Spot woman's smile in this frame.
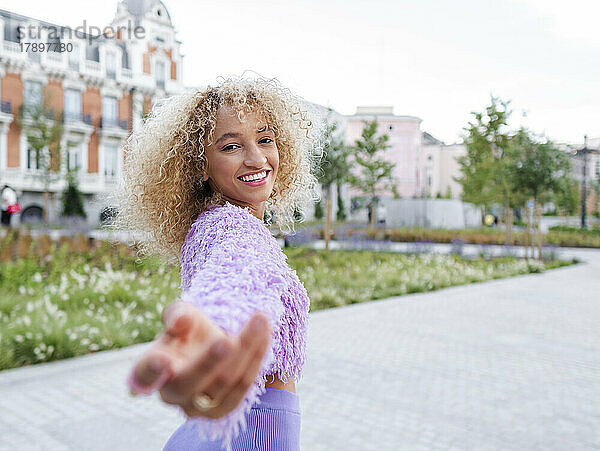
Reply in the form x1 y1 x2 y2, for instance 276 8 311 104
203 106 279 219
238 170 270 185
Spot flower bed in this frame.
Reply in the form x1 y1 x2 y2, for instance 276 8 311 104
297 225 600 249
0 245 573 370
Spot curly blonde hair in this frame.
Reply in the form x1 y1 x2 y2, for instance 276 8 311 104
113 76 322 262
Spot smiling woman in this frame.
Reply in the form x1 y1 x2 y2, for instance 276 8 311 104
114 77 322 451
201 107 280 220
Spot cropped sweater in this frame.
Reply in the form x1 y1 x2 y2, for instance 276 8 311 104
178 201 310 450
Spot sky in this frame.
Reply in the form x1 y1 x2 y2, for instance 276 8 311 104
1 0 599 145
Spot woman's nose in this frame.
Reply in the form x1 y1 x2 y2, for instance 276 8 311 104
244 143 268 167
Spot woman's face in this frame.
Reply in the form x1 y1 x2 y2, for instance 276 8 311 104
203 106 279 218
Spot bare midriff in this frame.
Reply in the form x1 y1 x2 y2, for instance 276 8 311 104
264 373 296 393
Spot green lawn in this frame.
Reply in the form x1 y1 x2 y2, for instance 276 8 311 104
0 244 574 370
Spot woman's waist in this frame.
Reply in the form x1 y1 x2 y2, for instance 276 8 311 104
264 374 296 393
256 386 300 413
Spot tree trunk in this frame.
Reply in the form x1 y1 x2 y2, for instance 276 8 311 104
524 203 531 261
535 202 543 261
324 185 332 251
43 191 49 223
505 207 513 245
370 197 376 231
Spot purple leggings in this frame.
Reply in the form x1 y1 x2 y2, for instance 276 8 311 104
163 388 301 450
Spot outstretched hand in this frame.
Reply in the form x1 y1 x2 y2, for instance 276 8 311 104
128 301 271 419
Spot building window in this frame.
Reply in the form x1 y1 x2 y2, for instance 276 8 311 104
104 145 119 178
24 81 43 110
68 43 80 70
121 47 130 69
47 34 61 53
64 89 82 121
155 60 165 90
4 19 22 43
102 97 118 127
595 158 600 178
27 148 40 170
106 51 116 79
86 44 100 62
67 145 81 171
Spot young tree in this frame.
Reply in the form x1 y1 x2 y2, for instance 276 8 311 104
336 185 346 221
17 95 64 223
348 120 396 230
511 129 572 258
456 97 517 242
61 169 87 219
316 110 351 249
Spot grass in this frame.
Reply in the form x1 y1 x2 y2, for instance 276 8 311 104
0 244 574 371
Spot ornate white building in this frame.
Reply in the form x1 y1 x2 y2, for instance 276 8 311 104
0 0 184 224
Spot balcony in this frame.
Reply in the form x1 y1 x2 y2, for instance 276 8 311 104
100 116 117 128
68 59 80 71
46 51 63 64
98 116 129 140
1 101 12 114
1 41 28 65
62 112 94 138
2 41 21 55
63 112 92 125
85 60 101 72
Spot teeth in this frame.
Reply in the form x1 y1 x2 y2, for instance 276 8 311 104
240 171 267 182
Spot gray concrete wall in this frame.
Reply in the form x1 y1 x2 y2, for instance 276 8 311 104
380 198 481 229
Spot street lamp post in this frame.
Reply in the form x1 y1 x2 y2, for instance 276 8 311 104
578 135 600 229
581 136 588 229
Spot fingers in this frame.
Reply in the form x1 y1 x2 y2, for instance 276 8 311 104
162 302 194 338
128 349 173 395
159 337 233 404
182 313 272 418
222 313 271 392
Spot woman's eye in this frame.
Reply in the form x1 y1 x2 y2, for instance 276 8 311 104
259 137 273 144
221 144 239 152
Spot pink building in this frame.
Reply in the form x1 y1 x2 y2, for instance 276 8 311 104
345 106 422 199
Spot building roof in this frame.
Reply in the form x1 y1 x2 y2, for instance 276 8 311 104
356 106 394 115
422 131 444 146
121 0 172 22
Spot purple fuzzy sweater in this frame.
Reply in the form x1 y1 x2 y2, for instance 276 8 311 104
178 201 310 450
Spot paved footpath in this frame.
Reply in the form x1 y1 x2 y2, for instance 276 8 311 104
1 248 599 450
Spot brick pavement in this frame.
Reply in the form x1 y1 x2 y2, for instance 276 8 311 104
1 248 599 450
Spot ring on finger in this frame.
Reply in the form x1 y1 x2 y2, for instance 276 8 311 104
192 392 221 411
